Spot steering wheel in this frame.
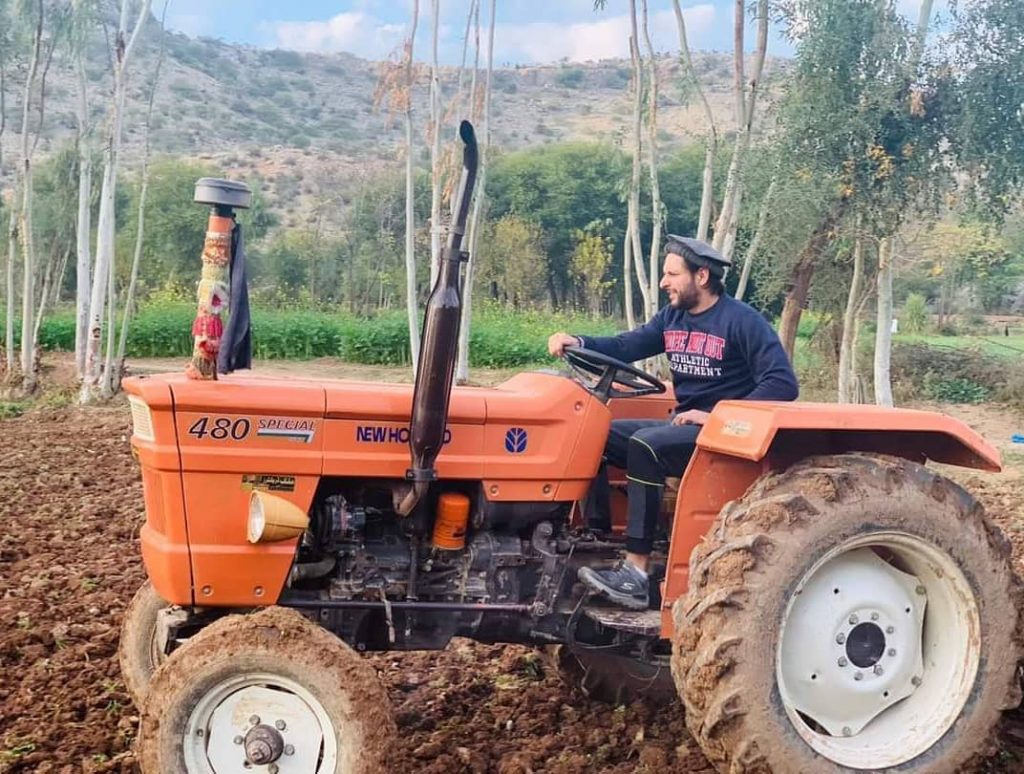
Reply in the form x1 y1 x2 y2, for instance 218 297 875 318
563 346 667 403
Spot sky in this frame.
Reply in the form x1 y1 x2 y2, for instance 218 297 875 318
164 1 770 64
164 1 941 66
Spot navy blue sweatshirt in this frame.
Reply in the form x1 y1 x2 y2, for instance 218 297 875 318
577 296 799 413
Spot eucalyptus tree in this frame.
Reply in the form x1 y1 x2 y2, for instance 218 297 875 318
456 0 495 385
81 0 152 403
671 0 717 242
14 0 67 393
110 0 170 395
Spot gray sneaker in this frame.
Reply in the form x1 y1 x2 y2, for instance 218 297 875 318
578 562 649 610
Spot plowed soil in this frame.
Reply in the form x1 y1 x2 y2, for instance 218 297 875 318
1 362 1023 772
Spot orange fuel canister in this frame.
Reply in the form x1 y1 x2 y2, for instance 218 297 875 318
432 492 471 551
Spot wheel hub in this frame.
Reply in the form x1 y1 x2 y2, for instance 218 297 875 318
185 674 336 773
778 547 925 736
244 724 284 765
846 622 885 668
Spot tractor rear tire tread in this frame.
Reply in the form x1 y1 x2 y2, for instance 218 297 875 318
671 453 1023 773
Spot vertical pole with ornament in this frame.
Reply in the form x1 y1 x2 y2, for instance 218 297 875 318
188 178 251 380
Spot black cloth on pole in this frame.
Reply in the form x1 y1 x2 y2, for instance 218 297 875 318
217 222 252 373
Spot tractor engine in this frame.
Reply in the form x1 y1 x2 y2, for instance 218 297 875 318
286 484 574 650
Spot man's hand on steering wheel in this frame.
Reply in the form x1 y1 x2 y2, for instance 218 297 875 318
547 332 580 358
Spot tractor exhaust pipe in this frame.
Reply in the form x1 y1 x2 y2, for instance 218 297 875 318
397 121 478 516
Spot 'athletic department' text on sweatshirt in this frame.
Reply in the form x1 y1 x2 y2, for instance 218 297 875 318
576 295 799 413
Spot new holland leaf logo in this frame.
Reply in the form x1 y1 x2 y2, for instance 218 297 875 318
505 427 528 454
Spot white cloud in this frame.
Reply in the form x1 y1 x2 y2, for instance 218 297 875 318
266 12 406 58
493 5 716 65
896 0 950 24
167 12 213 39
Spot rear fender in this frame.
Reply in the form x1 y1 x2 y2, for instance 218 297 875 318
659 401 1000 638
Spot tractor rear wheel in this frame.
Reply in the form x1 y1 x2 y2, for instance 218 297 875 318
137 607 396 774
672 453 1022 773
118 580 168 707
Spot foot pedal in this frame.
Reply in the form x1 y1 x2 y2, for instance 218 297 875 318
582 604 662 636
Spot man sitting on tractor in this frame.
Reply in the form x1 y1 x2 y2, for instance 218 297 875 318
547 236 799 609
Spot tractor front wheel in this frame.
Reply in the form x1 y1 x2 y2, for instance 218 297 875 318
672 453 1022 773
118 581 168 707
137 607 396 774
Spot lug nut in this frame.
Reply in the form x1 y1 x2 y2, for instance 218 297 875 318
888 648 896 657
269 766 279 774
916 585 926 595
874 665 884 676
886 626 895 634
836 633 846 644
838 657 848 667
849 614 859 625
912 676 922 686
249 715 260 725
275 720 286 731
842 726 852 737
870 612 879 621
854 671 863 681
234 735 243 745
284 745 295 756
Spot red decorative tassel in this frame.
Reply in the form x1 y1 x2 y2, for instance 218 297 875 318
199 338 221 358
192 314 224 339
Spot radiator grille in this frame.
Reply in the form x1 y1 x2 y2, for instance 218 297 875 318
128 396 155 442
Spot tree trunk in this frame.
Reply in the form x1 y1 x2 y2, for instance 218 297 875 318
100 237 116 398
4 212 14 377
456 0 493 385
74 50 92 378
18 2 44 393
640 0 662 314
711 0 768 257
778 259 814 361
81 0 152 403
427 0 443 288
403 0 421 374
778 202 845 361
672 0 717 242
622 225 635 330
735 177 775 301
626 15 649 313
114 153 150 389
874 237 894 407
838 232 864 403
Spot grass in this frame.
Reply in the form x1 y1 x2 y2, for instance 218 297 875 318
894 334 1024 360
4 301 623 369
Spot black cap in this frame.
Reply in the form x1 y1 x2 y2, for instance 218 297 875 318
664 235 731 277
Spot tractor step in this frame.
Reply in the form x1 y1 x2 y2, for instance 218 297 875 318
583 604 662 636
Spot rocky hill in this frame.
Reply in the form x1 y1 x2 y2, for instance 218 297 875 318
0 24 787 230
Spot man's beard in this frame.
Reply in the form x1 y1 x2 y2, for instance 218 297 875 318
671 286 700 310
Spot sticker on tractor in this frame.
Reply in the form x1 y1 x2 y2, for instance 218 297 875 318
355 425 452 444
722 420 753 438
187 416 251 440
241 474 296 492
505 427 528 453
256 418 316 443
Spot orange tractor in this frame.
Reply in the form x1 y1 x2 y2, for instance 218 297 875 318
122 123 1021 773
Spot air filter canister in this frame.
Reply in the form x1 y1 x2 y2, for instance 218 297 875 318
432 492 471 551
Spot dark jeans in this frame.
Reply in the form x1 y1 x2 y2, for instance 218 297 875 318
583 419 700 555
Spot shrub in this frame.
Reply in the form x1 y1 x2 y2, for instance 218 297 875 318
556 68 585 88
901 293 928 334
891 343 1003 404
